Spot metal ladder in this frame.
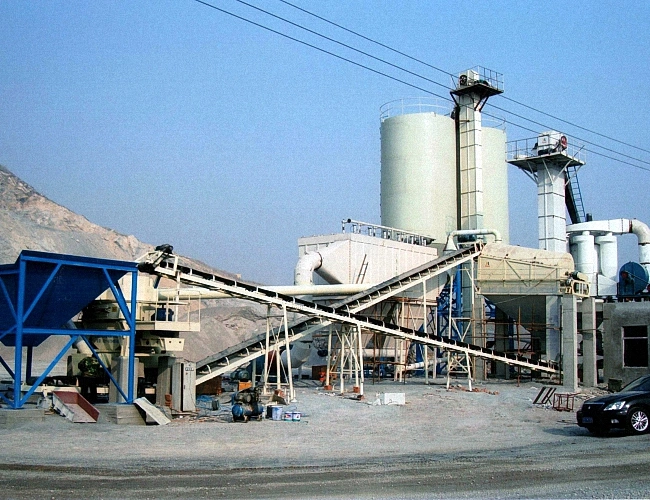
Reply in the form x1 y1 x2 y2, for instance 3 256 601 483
565 164 586 224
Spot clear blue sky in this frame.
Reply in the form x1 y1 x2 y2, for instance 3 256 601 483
2 1 649 284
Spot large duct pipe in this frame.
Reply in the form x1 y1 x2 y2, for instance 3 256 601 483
595 234 618 281
158 283 373 301
631 219 650 277
572 231 597 284
444 228 502 253
567 218 650 278
294 252 323 286
66 320 92 355
280 340 311 369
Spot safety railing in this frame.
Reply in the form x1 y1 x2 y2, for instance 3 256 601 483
341 219 435 246
507 135 586 164
380 97 453 122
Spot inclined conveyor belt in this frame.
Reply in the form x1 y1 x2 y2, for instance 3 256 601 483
139 246 560 384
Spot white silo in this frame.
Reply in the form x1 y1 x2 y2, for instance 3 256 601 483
482 125 510 243
380 99 457 245
380 96 509 247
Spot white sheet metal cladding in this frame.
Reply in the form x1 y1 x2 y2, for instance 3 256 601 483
380 111 456 243
482 127 510 244
297 232 438 285
572 232 597 286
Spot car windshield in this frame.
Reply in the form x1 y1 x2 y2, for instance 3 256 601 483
621 376 650 392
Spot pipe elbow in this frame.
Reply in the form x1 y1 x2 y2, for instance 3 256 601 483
631 219 650 246
294 252 322 286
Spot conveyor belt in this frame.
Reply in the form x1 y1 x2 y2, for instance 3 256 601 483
139 247 560 384
194 246 480 378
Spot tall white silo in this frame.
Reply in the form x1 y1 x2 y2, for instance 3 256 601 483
380 100 457 245
482 125 510 243
380 98 509 246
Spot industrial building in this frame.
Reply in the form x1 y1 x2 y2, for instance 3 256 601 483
1 67 649 419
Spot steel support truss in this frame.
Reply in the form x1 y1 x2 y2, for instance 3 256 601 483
139 245 561 394
0 252 138 409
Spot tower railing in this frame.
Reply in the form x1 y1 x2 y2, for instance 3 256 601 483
506 136 586 164
341 219 435 246
380 97 453 122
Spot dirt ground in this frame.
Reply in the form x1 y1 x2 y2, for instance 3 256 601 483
1 378 650 499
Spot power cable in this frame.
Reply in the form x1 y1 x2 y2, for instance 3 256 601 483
483 103 650 167
232 0 454 95
278 0 650 158
499 95 650 155
192 0 453 101
489 116 650 172
194 0 649 170
277 0 456 80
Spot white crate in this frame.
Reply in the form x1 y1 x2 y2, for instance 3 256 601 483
380 393 405 405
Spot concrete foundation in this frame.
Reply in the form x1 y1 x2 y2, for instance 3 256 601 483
109 357 142 403
0 408 45 427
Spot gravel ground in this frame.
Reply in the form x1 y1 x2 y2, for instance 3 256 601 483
1 378 649 499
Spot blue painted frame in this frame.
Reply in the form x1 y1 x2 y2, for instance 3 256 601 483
0 251 138 409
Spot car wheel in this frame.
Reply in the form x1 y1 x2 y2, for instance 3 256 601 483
627 407 650 434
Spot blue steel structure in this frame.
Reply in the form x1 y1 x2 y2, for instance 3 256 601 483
0 250 138 409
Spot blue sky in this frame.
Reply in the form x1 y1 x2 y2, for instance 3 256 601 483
2 1 649 284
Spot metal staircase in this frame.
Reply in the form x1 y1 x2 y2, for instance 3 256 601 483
565 164 586 224
138 246 560 386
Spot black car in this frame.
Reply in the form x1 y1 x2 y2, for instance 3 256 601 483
577 374 650 435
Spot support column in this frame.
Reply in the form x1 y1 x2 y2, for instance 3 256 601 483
494 308 509 378
457 93 484 231
581 297 598 387
546 296 562 363
561 294 578 392
156 356 174 407
538 164 567 253
282 305 295 402
324 326 333 390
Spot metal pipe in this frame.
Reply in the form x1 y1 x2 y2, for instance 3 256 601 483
631 219 650 276
294 252 322 286
157 283 374 300
66 320 93 355
567 218 650 277
444 228 502 252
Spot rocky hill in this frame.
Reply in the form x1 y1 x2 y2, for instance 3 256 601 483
0 165 266 363
0 165 153 264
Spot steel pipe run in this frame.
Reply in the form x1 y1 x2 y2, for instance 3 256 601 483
631 219 650 276
567 218 650 279
157 284 373 301
444 228 502 253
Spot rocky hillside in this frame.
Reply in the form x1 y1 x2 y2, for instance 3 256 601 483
0 165 153 264
0 165 266 363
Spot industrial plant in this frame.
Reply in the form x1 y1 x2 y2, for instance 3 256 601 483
2 67 649 425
